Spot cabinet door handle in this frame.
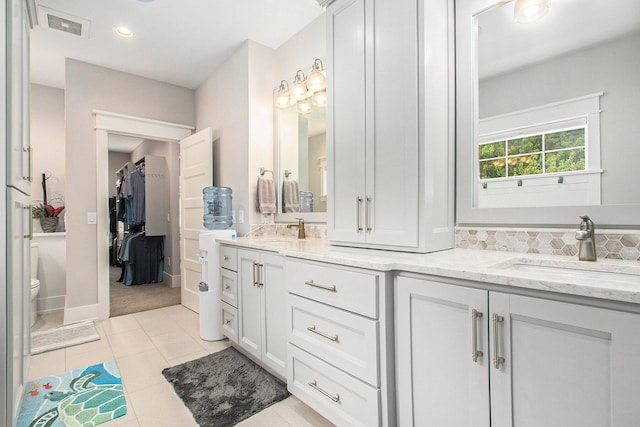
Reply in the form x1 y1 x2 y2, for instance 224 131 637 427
24 205 33 240
257 263 264 287
23 146 33 182
365 196 372 232
304 280 336 292
356 197 363 232
472 309 483 363
307 325 339 342
252 262 258 287
493 313 505 369
308 380 340 403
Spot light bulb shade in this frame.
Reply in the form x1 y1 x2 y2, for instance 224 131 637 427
307 59 326 92
275 80 290 109
290 70 308 101
514 0 549 23
297 99 312 115
312 90 327 107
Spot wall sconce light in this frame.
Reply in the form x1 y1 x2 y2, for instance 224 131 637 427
275 80 290 109
297 98 312 115
307 59 326 92
514 0 549 23
290 70 308 101
312 90 327 107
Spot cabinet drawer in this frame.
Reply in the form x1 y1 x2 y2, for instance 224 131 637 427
288 344 380 427
221 301 238 343
220 246 237 272
286 259 379 318
289 294 379 386
220 268 238 308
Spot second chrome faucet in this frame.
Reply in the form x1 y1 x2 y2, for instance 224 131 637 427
575 215 597 261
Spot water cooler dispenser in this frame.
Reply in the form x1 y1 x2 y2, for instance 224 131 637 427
198 186 235 341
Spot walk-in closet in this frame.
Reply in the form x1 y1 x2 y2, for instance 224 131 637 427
108 140 181 317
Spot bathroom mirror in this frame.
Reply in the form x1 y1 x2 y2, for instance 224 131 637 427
275 93 327 223
456 0 640 227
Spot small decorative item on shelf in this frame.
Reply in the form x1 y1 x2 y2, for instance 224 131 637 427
32 203 65 233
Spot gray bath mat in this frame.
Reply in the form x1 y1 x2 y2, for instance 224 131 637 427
31 321 101 354
162 346 290 426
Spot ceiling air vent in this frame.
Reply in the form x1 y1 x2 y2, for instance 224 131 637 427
36 6 90 39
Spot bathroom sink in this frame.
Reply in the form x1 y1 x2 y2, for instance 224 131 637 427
492 258 640 285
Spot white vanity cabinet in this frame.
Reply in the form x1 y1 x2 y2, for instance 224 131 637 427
396 275 640 427
285 258 395 427
326 0 455 253
237 249 287 378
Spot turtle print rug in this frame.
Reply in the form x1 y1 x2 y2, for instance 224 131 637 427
16 360 126 427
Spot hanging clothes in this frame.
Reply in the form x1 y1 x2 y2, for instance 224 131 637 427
117 232 164 285
125 168 146 226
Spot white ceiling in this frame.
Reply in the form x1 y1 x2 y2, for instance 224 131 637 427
478 0 640 79
30 0 324 90
108 134 144 153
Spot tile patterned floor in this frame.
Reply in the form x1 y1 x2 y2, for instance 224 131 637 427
28 305 335 427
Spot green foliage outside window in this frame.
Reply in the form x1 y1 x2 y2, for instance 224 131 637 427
479 127 586 180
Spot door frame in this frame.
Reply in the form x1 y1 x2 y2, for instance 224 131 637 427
93 110 193 320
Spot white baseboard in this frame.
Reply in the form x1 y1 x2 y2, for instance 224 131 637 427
37 295 66 314
164 272 181 289
64 303 99 325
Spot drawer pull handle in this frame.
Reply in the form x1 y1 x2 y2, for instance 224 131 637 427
223 256 229 261
307 325 339 342
308 380 340 403
225 319 232 325
493 313 505 369
224 285 231 290
472 309 483 363
304 280 336 292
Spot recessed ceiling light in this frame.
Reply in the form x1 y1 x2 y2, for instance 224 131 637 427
115 27 133 38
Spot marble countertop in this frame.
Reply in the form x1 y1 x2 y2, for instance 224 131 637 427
218 237 640 306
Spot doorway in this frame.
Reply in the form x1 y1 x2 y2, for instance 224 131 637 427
94 111 193 319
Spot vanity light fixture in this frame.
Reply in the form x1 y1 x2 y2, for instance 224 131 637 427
290 70 308 101
298 98 312 115
307 59 326 92
275 80 291 109
514 0 549 23
312 90 327 107
115 26 133 38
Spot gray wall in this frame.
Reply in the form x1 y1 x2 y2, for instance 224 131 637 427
196 40 276 236
65 59 195 311
479 32 640 206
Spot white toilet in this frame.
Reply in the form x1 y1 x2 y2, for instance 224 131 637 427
30 242 41 327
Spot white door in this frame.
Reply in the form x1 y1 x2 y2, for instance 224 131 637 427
396 276 490 427
490 292 640 427
237 249 262 360
179 128 213 312
260 253 286 378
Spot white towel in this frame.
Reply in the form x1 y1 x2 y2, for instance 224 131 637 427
256 176 276 214
282 180 300 213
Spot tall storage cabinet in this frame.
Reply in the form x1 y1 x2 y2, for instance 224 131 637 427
326 0 455 252
396 275 640 426
4 0 33 425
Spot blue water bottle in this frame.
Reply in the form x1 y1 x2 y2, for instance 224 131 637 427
203 186 233 230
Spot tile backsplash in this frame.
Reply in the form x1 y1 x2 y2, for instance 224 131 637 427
456 227 640 261
243 224 640 261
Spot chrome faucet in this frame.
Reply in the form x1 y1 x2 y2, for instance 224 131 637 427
287 218 306 239
575 215 597 261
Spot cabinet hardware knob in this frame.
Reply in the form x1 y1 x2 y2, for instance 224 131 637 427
224 256 229 261
308 380 340 403
304 280 336 292
472 309 483 363
307 325 339 342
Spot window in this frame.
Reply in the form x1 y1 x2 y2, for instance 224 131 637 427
479 124 586 180
476 93 602 208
